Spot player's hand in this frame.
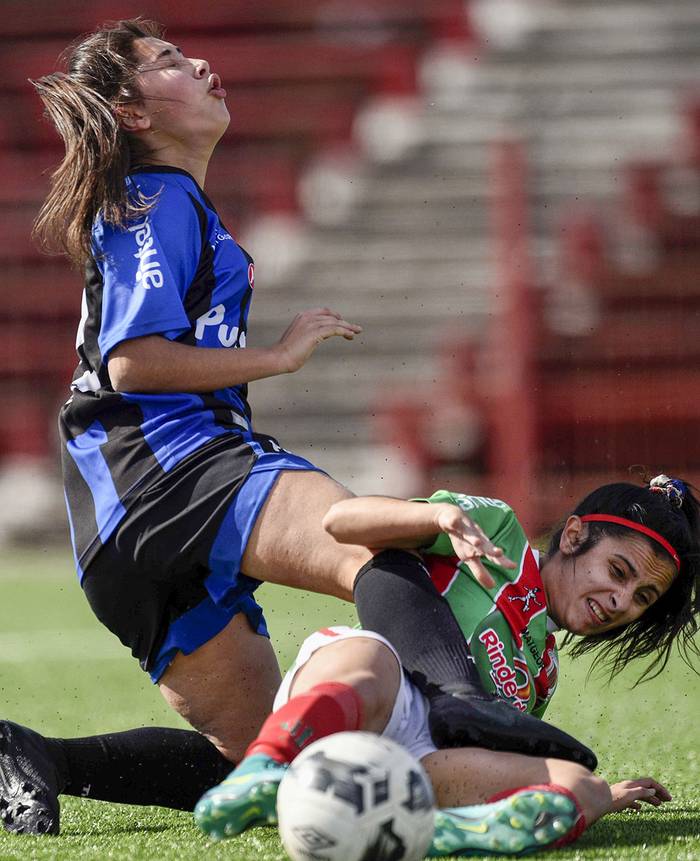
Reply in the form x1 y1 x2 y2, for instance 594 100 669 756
274 308 362 373
434 504 516 589
609 777 672 812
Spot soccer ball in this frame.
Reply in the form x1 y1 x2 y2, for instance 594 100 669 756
276 731 435 861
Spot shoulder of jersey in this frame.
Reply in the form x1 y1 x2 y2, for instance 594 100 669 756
128 170 204 204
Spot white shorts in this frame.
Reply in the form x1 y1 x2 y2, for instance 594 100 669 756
273 626 437 762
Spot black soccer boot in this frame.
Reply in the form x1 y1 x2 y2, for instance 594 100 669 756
0 721 65 835
425 681 598 772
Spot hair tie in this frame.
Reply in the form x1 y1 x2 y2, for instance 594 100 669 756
649 474 686 509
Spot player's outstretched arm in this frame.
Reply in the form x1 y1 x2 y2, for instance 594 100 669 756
108 307 361 392
323 497 515 589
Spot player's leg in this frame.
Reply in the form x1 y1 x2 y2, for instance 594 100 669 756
195 630 402 840
1 466 364 836
423 748 609 856
240 469 372 598
158 613 282 762
243 470 597 770
147 468 369 763
0 722 233 836
352 549 598 770
0 599 278 837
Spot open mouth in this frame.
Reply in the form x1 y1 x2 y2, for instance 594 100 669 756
207 73 226 98
587 597 608 625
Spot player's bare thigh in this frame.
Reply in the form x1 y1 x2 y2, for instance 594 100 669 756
422 747 610 823
242 470 374 600
158 613 282 762
289 636 401 733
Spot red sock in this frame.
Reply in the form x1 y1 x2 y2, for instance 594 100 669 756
486 783 587 848
245 682 363 764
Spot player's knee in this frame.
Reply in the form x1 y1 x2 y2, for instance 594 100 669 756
183 711 253 763
295 637 401 733
351 644 402 732
337 545 375 594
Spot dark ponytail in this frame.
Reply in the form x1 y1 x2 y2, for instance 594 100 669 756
547 476 700 683
31 19 162 267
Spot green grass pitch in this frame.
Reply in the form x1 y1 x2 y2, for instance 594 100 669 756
0 548 698 860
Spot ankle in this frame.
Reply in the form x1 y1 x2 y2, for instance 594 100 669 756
43 737 70 794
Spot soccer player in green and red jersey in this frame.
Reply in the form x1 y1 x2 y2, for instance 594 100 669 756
417 490 560 718
194 477 693 853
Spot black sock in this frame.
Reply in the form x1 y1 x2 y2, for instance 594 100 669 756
353 550 598 771
353 549 484 695
46 727 233 811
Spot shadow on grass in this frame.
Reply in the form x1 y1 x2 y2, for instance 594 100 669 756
62 822 178 838
579 811 700 849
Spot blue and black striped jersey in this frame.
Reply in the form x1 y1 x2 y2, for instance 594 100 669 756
60 166 257 575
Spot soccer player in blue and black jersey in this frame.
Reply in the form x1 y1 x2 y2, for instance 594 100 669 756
0 19 599 835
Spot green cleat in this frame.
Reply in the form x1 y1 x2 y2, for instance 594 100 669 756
194 753 288 841
429 787 579 857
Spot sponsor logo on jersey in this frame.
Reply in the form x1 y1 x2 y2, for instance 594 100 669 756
496 547 546 648
453 494 510 513
521 626 545 670
195 303 247 348
513 657 532 705
478 628 529 711
533 633 559 708
211 230 233 251
129 217 163 289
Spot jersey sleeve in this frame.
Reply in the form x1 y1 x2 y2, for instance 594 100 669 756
416 490 518 556
94 180 201 361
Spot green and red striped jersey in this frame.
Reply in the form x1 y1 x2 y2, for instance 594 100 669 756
418 490 559 718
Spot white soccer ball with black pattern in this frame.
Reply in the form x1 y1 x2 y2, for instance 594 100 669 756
276 731 435 861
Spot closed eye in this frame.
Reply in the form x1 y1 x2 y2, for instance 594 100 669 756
611 565 625 581
140 46 187 72
156 46 184 61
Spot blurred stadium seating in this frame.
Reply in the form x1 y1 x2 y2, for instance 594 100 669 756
1 0 699 538
0 0 471 473
369 0 700 530
377 106 700 531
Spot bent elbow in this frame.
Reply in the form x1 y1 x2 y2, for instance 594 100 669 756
321 506 340 536
323 503 354 539
108 356 139 393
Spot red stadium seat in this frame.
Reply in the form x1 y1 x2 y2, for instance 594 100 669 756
0 0 470 39
0 265 80 319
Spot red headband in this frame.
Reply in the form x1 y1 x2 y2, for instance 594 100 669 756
580 514 681 571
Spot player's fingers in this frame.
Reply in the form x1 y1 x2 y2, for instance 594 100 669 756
628 787 661 807
483 546 517 569
304 307 343 319
465 558 496 589
464 528 516 570
634 778 672 801
311 316 362 334
646 780 672 801
315 324 361 342
307 309 362 333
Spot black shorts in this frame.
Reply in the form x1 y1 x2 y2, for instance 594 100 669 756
80 432 320 681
